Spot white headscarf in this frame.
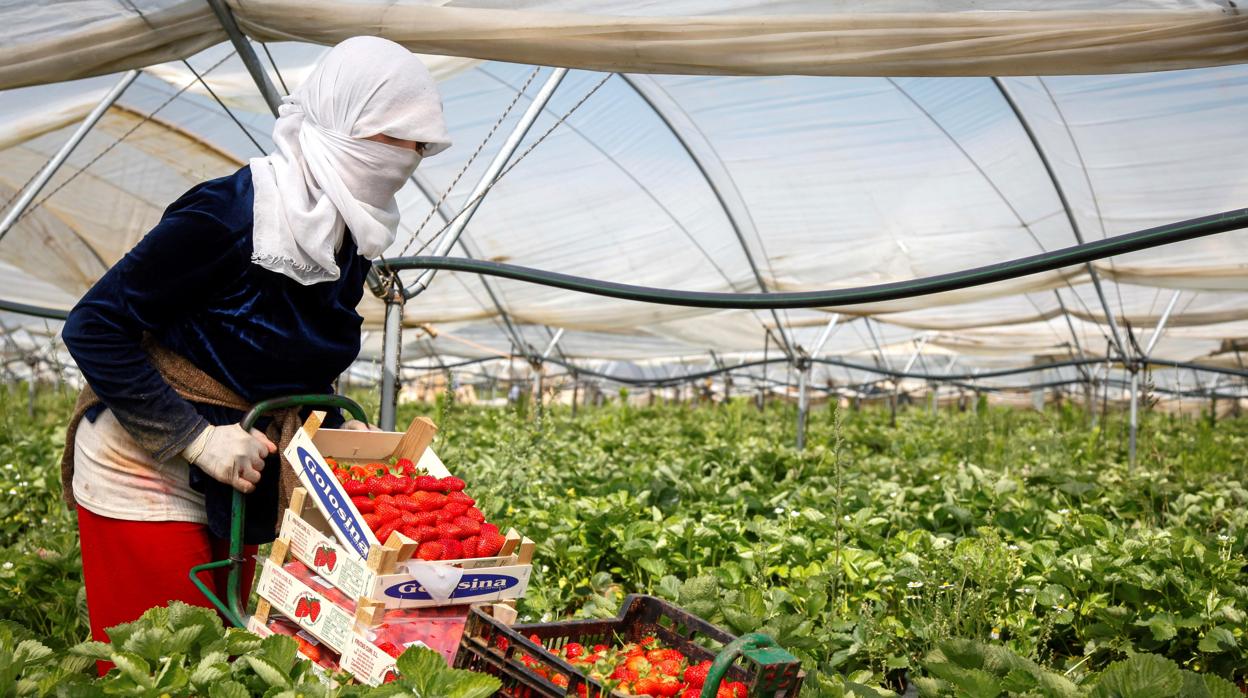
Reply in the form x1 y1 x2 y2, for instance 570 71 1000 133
250 36 452 284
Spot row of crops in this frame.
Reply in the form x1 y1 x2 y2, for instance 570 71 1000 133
1 387 1245 695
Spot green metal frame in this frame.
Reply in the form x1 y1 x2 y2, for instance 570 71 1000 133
188 394 368 628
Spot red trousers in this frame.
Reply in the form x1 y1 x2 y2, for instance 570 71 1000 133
77 505 258 674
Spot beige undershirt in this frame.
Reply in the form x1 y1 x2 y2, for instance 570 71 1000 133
72 408 207 524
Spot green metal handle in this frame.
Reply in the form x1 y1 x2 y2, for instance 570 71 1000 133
700 633 780 698
189 394 368 628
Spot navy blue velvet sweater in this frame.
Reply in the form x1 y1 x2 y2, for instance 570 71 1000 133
62 166 367 543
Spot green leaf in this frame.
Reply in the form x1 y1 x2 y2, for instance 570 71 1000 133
1192 672 1242 698
122 627 170 662
169 625 207 655
209 679 252 698
68 641 111 661
1197 627 1237 653
109 651 154 689
1090 654 1183 698
258 634 299 673
244 655 294 689
225 628 264 655
13 639 52 665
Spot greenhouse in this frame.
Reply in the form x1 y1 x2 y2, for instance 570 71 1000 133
0 0 1246 695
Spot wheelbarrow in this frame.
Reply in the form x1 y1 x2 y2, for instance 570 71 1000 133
188 393 369 628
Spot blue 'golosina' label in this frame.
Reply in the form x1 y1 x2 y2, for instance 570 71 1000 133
297 446 370 559
384 573 520 600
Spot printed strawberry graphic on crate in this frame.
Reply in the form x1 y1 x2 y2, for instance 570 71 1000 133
307 598 322 623
313 544 337 572
383 668 401 684
294 596 310 619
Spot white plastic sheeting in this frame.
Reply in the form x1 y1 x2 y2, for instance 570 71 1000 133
4 0 1247 90
1 10 1247 391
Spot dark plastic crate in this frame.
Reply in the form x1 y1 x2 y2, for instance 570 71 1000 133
455 595 803 698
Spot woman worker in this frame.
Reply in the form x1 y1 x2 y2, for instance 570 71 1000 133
59 36 451 651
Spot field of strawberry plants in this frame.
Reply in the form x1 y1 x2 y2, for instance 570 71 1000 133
1 385 1246 696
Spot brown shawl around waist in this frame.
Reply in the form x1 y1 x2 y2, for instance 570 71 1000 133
61 339 303 531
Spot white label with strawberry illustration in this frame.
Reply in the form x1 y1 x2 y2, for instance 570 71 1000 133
281 509 377 600
256 559 355 653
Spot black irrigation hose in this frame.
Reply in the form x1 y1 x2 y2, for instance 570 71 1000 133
380 207 1248 310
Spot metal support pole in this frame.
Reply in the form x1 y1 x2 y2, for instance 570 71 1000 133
379 288 404 430
1128 369 1139 466
796 359 810 450
0 70 139 244
205 0 283 116
1129 290 1180 467
407 68 568 299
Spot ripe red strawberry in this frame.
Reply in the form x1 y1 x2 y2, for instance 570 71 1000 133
551 675 570 689
563 643 585 660
611 667 639 683
413 491 446 512
439 538 463 560
635 678 660 697
717 682 747 698
348 465 369 480
648 649 682 664
656 659 683 676
399 477 418 495
465 506 486 523
414 525 439 542
375 503 403 522
399 525 421 541
656 677 682 697
416 541 444 560
365 477 389 497
395 458 416 474
626 656 651 674
444 501 471 516
478 530 505 557
480 522 500 538
382 473 406 494
413 475 441 491
362 513 382 531
376 520 399 543
344 479 367 496
440 476 467 492
435 508 457 523
400 511 420 526
684 661 711 687
455 516 482 536
640 636 658 648
593 644 608 654
376 641 403 658
333 469 350 484
414 511 438 526
681 690 700 698
436 522 462 540
394 496 421 512
351 496 375 513
447 491 475 506
461 536 480 557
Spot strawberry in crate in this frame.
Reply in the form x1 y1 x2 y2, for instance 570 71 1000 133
332 457 508 560
519 635 748 698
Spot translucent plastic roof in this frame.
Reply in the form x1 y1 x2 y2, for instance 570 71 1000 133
2 0 1247 392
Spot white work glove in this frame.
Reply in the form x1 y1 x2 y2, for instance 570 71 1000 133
342 419 382 432
181 424 277 494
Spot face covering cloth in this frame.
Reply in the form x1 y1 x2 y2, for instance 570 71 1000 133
250 36 452 285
